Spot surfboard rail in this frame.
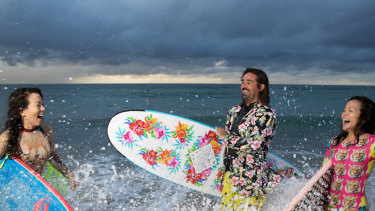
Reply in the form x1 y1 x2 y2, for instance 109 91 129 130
0 155 73 210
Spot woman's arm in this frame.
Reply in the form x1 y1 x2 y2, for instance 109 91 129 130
322 138 335 166
49 149 78 190
43 124 77 190
0 131 9 158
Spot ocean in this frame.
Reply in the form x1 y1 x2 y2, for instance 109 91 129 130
0 84 374 210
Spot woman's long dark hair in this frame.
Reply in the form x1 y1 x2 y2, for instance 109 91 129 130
3 88 43 158
332 96 375 146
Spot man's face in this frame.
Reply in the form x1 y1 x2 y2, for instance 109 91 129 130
241 73 262 105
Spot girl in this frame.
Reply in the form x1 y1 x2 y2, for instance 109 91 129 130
323 96 375 210
0 87 77 190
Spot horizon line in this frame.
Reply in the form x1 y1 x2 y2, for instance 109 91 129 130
1 83 374 87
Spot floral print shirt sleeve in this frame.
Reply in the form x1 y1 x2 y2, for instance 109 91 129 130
222 102 280 197
323 137 336 166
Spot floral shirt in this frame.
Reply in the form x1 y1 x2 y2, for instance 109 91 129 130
222 101 280 197
323 134 375 210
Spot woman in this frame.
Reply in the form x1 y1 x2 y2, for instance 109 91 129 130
323 96 375 210
0 87 77 190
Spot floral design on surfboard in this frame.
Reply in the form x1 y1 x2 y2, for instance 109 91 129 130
171 121 195 150
266 157 296 178
114 127 139 149
125 114 172 142
138 147 181 174
183 131 224 187
213 166 225 192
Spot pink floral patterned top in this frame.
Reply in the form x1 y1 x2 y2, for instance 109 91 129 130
323 134 375 210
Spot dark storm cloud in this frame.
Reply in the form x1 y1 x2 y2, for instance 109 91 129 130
0 0 374 75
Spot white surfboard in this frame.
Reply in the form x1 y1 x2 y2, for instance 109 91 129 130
107 110 303 197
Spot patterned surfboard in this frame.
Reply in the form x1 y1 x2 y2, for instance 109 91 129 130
284 159 333 211
0 155 73 210
107 110 304 198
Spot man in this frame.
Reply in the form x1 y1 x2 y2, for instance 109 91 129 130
216 67 280 210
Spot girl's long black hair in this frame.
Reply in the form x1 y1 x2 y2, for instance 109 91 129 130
3 88 43 158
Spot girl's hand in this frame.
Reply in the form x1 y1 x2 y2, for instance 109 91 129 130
67 172 78 190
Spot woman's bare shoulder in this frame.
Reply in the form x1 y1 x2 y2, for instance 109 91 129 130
0 130 10 156
0 130 9 141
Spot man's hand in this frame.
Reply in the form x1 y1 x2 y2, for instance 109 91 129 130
216 127 229 139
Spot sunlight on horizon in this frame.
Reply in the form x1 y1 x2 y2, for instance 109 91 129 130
0 64 374 86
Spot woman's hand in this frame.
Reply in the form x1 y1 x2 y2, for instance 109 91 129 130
67 172 78 190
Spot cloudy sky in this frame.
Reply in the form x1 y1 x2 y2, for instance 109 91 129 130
0 0 374 85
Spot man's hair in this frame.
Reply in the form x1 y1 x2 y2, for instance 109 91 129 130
242 67 270 106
